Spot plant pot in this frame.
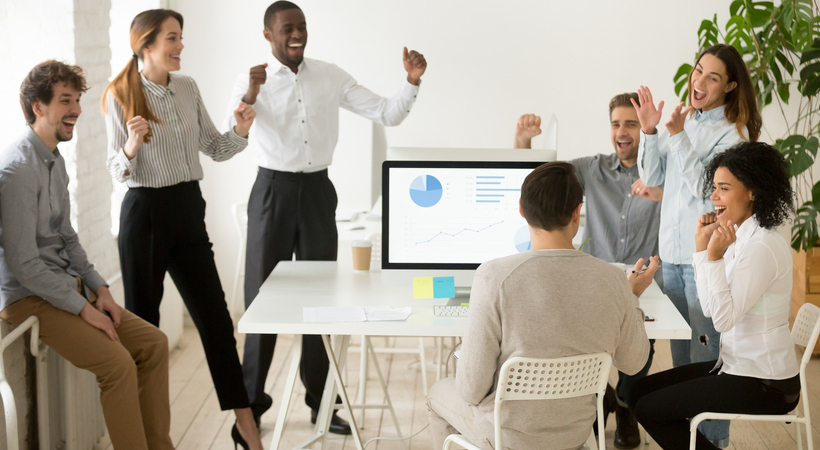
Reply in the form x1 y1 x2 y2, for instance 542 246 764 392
792 248 820 355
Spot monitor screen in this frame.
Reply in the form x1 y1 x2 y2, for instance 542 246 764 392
382 160 543 270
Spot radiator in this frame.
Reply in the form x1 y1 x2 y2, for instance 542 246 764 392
47 352 106 450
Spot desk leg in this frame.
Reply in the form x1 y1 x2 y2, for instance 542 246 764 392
364 337 406 449
270 335 302 450
322 335 364 450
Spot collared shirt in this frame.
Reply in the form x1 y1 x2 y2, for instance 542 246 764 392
105 73 248 188
223 55 419 173
692 217 799 380
0 127 107 314
571 153 661 265
638 105 742 264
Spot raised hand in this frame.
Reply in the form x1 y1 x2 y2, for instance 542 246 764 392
665 102 694 136
627 256 661 298
243 63 268 104
514 114 542 149
233 102 257 137
630 86 664 135
124 115 150 160
403 47 427 86
631 179 663 202
708 220 736 261
695 212 720 252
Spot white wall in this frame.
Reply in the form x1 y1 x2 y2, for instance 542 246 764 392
163 0 798 306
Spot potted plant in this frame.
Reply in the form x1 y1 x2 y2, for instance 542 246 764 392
672 0 820 351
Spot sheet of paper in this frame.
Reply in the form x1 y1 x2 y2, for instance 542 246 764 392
433 276 456 298
413 277 434 298
303 307 366 323
364 306 412 321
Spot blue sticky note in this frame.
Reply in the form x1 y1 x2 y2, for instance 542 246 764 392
433 276 456 298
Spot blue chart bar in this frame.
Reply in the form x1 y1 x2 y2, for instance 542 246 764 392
477 200 501 203
477 176 504 179
476 188 521 191
477 194 503 197
476 181 501 185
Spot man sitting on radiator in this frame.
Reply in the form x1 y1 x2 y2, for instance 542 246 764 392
0 60 174 450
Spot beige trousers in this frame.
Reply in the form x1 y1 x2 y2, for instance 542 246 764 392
0 285 173 450
427 377 495 450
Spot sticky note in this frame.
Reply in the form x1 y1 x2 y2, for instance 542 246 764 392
413 277 434 299
433 276 456 298
413 276 456 299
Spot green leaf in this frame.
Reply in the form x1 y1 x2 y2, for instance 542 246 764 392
698 15 720 49
799 39 820 96
813 180 820 206
777 81 791 103
726 16 755 52
792 201 820 251
776 134 818 176
673 63 692 103
731 0 773 27
775 50 795 76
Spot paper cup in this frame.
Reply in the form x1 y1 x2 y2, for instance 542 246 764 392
351 240 373 271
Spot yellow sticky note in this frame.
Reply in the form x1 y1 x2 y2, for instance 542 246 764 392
413 277 434 299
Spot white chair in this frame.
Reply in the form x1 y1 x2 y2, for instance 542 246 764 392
351 232 431 426
443 353 612 450
689 302 820 450
229 202 248 320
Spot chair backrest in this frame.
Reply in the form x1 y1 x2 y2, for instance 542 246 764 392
493 354 612 449
367 233 382 263
792 302 820 365
232 202 248 241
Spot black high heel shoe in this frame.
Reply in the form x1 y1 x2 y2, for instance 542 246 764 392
231 423 250 450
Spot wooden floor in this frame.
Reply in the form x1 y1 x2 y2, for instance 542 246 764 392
106 326 820 449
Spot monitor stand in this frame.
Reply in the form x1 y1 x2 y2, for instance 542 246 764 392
445 287 471 305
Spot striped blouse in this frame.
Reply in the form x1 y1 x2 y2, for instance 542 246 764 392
104 73 248 188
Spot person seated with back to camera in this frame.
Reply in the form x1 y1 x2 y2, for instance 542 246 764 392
426 161 659 450
627 141 801 450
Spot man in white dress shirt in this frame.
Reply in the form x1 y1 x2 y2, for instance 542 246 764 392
223 0 427 433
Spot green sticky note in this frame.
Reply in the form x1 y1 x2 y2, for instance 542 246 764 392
433 276 456 298
413 277 434 299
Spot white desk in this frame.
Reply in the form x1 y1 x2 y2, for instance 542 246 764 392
239 259 690 449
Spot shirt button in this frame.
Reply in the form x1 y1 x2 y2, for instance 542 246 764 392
302 120 305 123
304 141 307 144
620 238 625 243
621 215 626 219
298 99 302 102
674 226 678 230
308 162 312 165
627 194 632 198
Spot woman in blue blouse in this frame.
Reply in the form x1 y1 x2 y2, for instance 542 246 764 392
631 43 761 447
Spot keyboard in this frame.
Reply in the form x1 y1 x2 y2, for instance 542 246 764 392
434 305 469 317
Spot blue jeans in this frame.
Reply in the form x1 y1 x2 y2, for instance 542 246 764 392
662 263 728 445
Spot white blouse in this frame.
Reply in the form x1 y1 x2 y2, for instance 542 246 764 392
693 216 799 380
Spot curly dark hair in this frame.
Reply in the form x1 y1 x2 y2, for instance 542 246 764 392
20 60 88 125
702 141 794 229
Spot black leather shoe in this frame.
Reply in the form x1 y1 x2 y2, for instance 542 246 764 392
593 384 618 436
613 402 641 449
310 409 352 435
251 393 273 429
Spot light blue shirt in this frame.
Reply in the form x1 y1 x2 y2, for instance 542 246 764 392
637 105 742 264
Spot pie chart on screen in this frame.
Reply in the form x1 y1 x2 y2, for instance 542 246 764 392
409 175 443 208
514 225 531 253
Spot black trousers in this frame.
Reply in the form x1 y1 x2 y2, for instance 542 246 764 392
242 168 338 412
119 181 249 410
627 360 800 450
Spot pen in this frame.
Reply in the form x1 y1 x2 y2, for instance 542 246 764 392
631 269 646 274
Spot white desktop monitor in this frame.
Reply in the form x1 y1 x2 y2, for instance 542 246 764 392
381 160 546 293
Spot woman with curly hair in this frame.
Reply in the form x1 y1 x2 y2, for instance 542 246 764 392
627 141 799 450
